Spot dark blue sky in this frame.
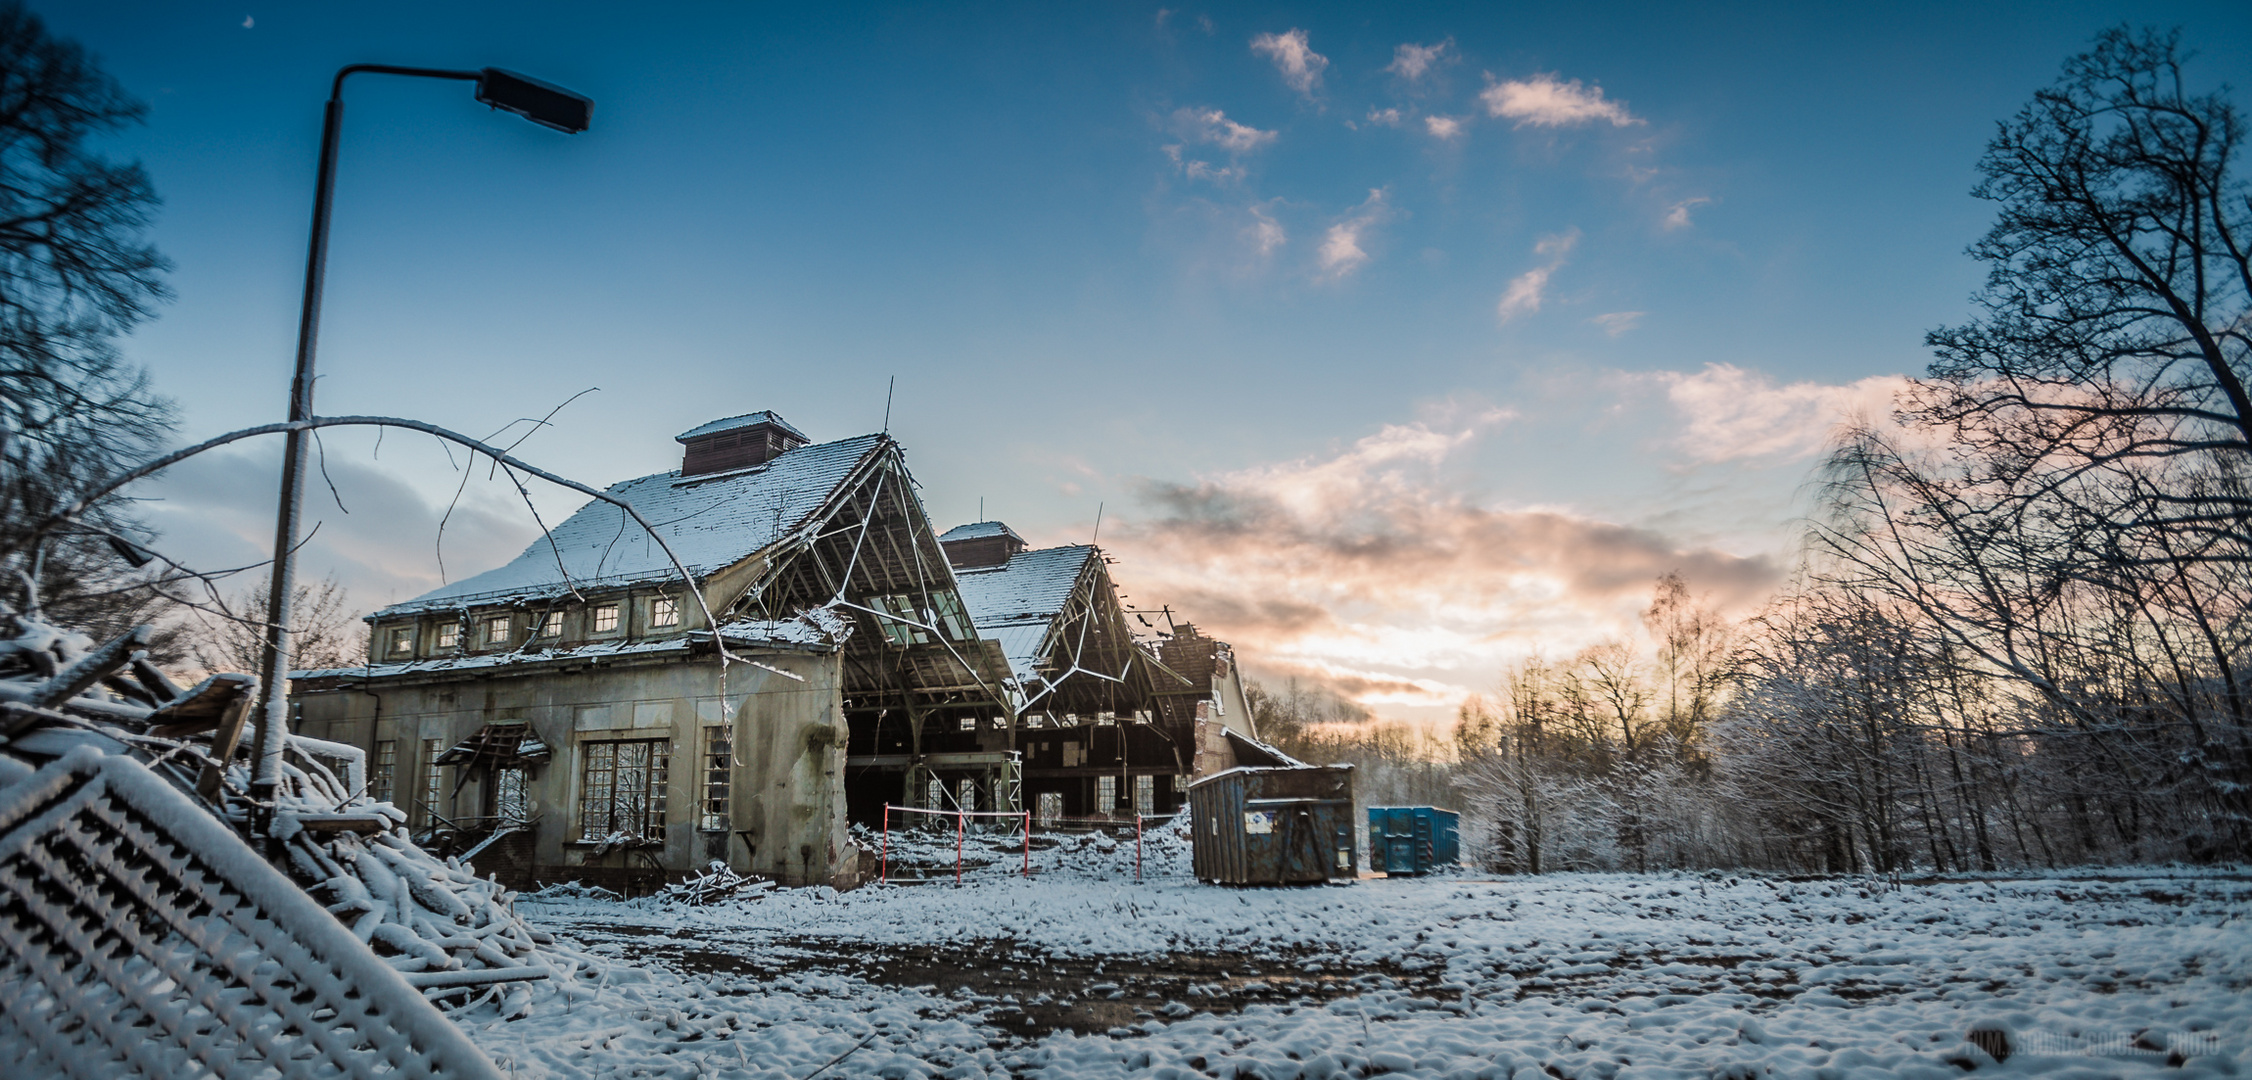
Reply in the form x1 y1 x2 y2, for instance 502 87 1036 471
62 0 2252 713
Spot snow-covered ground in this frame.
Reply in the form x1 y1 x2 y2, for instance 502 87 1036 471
472 829 2248 1078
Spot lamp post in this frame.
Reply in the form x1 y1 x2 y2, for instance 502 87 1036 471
250 65 593 816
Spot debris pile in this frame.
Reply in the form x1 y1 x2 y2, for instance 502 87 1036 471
655 859 776 906
0 609 602 1020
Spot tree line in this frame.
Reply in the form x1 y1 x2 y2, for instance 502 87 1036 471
1261 27 2250 874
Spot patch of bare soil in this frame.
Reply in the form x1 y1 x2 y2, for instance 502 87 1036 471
581 926 1457 1040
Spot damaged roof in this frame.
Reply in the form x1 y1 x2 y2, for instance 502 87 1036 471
952 545 1096 681
675 411 809 442
375 434 888 617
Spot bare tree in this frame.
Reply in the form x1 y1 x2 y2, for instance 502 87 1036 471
195 575 366 675
0 2 179 653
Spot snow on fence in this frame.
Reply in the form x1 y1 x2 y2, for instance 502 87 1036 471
0 746 504 1079
876 806 1189 884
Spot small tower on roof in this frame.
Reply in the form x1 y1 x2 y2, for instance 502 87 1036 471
676 411 810 476
938 521 1027 569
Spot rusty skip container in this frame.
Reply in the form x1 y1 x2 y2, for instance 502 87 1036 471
1185 764 1356 885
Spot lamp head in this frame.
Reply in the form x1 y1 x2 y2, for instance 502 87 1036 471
475 68 592 133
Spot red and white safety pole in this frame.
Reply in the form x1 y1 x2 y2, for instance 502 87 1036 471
1022 811 1031 877
881 804 890 884
955 809 966 885
1136 814 1144 882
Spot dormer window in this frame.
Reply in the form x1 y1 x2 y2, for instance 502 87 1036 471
651 596 680 629
592 603 620 633
539 610 563 638
436 623 459 649
387 626 413 657
484 615 511 645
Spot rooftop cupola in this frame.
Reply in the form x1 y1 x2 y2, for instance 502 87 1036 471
675 411 810 476
938 521 1027 569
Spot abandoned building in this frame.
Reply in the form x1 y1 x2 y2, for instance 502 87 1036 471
293 411 1264 890
931 522 1259 823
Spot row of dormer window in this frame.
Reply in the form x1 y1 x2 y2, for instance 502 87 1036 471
373 594 683 660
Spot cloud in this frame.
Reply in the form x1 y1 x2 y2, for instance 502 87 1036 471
1366 107 1403 127
1251 28 1328 98
1424 115 1464 140
1387 40 1454 81
1590 311 1645 336
1110 408 1782 713
1317 189 1388 281
1651 363 1910 463
1169 107 1276 153
1245 205 1287 257
1481 72 1641 128
1663 197 1711 230
1496 229 1578 323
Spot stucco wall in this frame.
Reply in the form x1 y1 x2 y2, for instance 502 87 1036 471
292 648 851 887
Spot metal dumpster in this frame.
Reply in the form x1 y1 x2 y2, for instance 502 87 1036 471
1366 806 1460 875
1186 765 1356 885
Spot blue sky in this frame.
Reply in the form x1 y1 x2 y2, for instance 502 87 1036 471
63 1 2252 719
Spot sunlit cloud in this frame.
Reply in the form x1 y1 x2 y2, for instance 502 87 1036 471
1366 107 1403 127
1590 311 1645 336
1317 189 1388 281
1169 106 1277 153
1663 197 1712 230
1245 205 1287 257
1251 28 1328 99
1424 115 1464 140
1387 39 1454 82
1497 229 1578 323
1481 72 1641 127
1652 363 1910 463
1110 406 1781 716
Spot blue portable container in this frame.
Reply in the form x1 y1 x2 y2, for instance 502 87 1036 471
1366 806 1460 874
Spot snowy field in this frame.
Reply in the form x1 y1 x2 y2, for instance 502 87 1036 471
472 830 2250 1079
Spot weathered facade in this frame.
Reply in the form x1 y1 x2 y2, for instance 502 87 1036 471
293 413 1010 890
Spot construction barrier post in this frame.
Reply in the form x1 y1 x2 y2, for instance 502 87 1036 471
1136 814 1143 882
955 809 965 885
1022 811 1031 877
881 804 890 884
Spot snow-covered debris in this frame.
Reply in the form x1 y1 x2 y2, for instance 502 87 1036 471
654 860 776 906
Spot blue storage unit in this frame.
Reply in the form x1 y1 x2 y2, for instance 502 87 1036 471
1366 806 1460 875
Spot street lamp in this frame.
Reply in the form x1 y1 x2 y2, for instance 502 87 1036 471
250 65 593 813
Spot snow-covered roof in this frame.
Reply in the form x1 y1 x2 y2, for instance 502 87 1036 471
675 411 808 443
953 545 1095 681
938 521 1023 544
294 612 847 682
375 435 886 617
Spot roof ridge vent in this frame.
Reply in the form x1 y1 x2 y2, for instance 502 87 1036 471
676 411 809 476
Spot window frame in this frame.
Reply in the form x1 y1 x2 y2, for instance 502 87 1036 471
590 602 621 634
650 595 681 629
698 725 731 832
576 737 671 843
385 626 413 657
435 622 460 650
483 613 512 645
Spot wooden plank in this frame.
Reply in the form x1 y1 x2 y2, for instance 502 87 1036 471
197 695 256 800
27 625 152 707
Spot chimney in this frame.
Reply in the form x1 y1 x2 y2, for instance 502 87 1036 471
938 521 1027 569
675 412 810 477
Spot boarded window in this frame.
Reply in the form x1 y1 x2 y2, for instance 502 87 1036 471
1037 792 1063 827
651 596 680 628
699 726 731 831
418 739 443 825
1061 741 1081 767
370 740 396 803
1134 774 1154 815
1096 774 1117 812
578 739 670 842
592 603 620 633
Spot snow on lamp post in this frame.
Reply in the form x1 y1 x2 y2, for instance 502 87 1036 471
251 65 592 818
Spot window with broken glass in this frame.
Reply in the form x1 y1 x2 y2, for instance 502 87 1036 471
370 740 396 803
538 610 563 638
577 738 670 842
1135 774 1154 815
926 777 945 811
493 767 530 822
1037 791 1063 826
957 778 977 813
699 726 731 831
418 739 444 825
1096 774 1117 812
